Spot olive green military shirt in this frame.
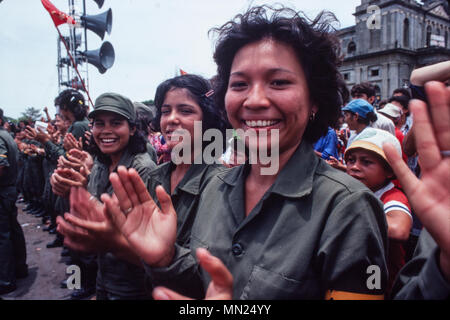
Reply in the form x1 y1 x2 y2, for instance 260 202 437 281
88 149 156 298
148 141 389 299
145 162 226 246
67 118 90 145
391 229 450 300
0 128 18 188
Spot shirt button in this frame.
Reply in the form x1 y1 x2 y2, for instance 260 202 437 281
232 243 243 256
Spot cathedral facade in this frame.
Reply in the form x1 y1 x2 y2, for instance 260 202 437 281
337 0 450 100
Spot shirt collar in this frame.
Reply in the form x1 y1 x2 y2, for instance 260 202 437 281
150 161 211 196
374 182 394 199
220 140 319 198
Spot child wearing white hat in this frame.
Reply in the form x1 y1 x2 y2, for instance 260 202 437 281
344 128 412 294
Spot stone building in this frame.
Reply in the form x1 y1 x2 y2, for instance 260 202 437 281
337 0 450 100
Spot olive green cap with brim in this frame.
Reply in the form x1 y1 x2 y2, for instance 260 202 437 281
89 92 136 122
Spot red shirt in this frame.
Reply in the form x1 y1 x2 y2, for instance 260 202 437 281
376 183 412 294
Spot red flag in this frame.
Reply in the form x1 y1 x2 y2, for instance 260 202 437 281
180 69 188 75
41 0 76 27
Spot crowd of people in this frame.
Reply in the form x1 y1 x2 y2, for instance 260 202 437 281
0 5 449 300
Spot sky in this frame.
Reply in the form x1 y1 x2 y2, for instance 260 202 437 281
0 0 361 120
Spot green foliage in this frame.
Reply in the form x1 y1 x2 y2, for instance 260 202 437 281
20 107 42 122
141 100 154 106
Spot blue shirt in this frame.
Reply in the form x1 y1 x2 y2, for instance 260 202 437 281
313 127 339 160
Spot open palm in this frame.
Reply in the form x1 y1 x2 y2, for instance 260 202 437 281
103 166 177 267
384 81 450 280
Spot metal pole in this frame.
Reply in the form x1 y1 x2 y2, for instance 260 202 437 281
82 0 91 109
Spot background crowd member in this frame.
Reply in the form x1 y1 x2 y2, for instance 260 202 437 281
104 5 389 300
0 108 28 295
378 103 407 162
385 81 449 300
409 60 450 103
49 89 90 249
313 126 339 161
404 61 450 159
350 82 395 136
392 88 411 100
388 95 411 135
133 102 158 163
342 99 378 149
344 128 412 294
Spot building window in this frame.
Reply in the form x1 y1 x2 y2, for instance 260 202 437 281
370 69 380 77
370 30 381 49
403 18 410 48
426 25 432 47
348 41 356 54
343 73 350 81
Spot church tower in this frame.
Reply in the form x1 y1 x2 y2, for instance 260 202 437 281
337 0 450 100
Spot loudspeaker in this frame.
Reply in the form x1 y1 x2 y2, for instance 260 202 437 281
82 41 115 74
80 8 112 40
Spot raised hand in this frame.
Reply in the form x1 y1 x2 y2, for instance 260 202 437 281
50 167 88 197
63 132 82 151
102 166 177 267
153 248 233 300
56 187 121 253
383 81 450 282
25 125 51 144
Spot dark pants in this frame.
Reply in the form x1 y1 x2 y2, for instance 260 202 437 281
0 187 27 286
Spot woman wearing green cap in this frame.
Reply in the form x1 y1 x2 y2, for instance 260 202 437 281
55 92 157 299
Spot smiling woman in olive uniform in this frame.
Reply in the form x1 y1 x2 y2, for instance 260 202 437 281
105 6 389 300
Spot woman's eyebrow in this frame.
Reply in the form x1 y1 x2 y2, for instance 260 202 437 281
230 68 296 77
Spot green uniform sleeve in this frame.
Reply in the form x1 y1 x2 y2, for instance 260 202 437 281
143 244 205 299
0 138 9 167
317 190 389 296
391 229 450 300
44 140 66 163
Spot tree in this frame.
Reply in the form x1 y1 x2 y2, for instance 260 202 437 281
141 100 154 106
20 107 42 122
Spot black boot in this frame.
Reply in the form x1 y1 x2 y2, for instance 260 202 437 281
0 283 16 295
46 236 63 248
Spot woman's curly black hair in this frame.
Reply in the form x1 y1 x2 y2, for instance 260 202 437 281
153 74 229 152
54 89 88 121
210 5 349 143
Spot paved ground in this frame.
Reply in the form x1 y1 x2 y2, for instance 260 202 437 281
1 202 74 300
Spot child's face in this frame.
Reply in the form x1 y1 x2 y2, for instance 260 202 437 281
345 149 393 192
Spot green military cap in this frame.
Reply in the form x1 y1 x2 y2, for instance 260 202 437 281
133 101 156 120
89 92 136 122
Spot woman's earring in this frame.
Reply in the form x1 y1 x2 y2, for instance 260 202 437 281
310 112 316 122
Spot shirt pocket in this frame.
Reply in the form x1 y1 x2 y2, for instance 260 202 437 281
240 265 320 300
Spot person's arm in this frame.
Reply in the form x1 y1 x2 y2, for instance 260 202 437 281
403 124 416 157
319 190 388 299
43 107 52 123
0 139 9 178
385 210 412 242
410 61 450 86
384 81 450 299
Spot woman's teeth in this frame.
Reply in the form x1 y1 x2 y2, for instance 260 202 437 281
245 120 279 128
